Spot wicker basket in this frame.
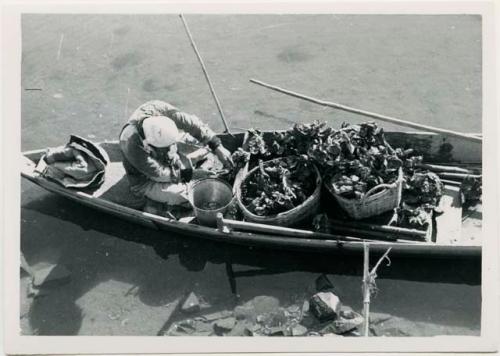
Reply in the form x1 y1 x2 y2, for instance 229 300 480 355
326 168 403 220
235 157 322 227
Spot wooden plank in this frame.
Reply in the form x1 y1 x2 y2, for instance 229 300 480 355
384 131 482 164
20 155 37 176
460 204 483 246
435 185 463 245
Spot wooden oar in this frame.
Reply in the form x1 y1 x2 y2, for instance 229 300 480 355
249 79 481 144
415 163 473 174
216 214 420 243
180 14 232 134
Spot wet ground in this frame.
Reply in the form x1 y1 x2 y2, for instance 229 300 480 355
20 14 481 336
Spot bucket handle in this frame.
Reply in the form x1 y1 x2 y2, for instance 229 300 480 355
186 177 235 209
362 183 394 200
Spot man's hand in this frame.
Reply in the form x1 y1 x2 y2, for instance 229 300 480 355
186 148 209 165
213 145 234 168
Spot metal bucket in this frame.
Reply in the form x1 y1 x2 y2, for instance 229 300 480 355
189 178 234 227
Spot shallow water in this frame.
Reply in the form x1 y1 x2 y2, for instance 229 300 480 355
20 14 481 336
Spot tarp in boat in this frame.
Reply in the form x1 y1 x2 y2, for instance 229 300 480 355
35 135 110 189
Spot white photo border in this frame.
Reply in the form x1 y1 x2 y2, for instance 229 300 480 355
2 1 498 354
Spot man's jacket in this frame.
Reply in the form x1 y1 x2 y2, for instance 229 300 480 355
119 100 220 192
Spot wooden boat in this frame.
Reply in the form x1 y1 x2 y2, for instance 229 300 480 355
21 130 482 258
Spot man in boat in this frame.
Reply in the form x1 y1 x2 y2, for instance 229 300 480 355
119 100 233 214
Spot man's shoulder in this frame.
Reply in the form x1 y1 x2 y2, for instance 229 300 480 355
141 100 177 111
120 124 141 143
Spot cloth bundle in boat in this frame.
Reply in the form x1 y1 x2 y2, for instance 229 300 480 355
36 135 109 189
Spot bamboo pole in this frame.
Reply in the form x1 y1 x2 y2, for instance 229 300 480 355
328 219 427 240
362 242 370 336
218 215 421 243
437 172 482 180
362 246 392 337
415 163 473 174
217 214 366 242
180 14 231 134
440 179 462 186
249 79 482 144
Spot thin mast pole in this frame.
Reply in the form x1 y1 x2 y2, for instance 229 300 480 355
250 78 481 143
180 14 231 134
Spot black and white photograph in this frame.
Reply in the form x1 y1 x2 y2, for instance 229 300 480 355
3 1 499 354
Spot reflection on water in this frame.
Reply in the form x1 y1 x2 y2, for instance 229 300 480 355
21 182 481 336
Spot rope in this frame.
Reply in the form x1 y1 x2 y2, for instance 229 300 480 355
366 247 392 297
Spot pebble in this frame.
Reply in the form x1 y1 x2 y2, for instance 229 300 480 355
268 309 287 327
369 312 393 325
315 274 334 292
53 93 63 99
339 305 355 319
170 319 196 335
322 332 342 337
248 296 280 314
381 327 410 337
234 295 280 322
192 320 213 335
325 311 364 334
227 321 251 336
181 292 201 314
32 264 71 288
27 283 49 298
291 324 308 336
245 323 261 335
266 326 285 336
234 305 254 320
213 317 236 335
302 300 310 314
309 291 342 322
198 310 232 322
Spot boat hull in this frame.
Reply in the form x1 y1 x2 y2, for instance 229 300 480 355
21 131 482 258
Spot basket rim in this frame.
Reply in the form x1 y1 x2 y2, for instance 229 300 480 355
235 156 322 220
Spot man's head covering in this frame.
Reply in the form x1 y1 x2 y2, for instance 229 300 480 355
142 116 180 148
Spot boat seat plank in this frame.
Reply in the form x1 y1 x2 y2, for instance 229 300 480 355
92 162 143 208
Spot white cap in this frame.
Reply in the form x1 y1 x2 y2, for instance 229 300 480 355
142 116 179 148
